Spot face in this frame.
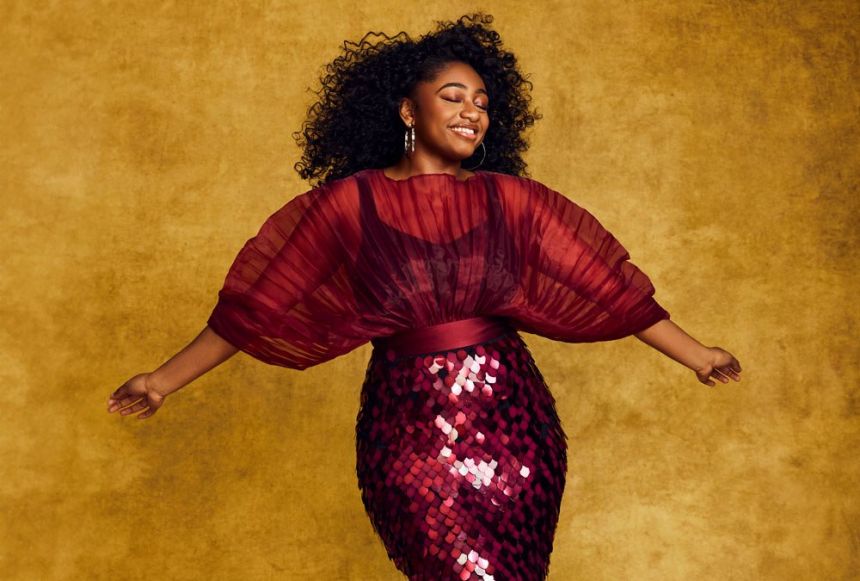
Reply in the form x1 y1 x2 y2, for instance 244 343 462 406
400 61 489 164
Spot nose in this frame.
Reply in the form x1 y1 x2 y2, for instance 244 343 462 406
460 100 481 118
460 106 480 120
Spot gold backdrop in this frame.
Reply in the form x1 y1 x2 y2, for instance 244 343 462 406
2 1 857 579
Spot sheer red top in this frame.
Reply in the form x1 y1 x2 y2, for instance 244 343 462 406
207 168 670 369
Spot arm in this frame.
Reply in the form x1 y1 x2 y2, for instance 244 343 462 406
499 176 671 342
499 176 743 387
148 325 240 396
107 326 238 419
205 182 354 369
635 318 743 387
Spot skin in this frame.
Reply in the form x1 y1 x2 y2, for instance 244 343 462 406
107 60 741 421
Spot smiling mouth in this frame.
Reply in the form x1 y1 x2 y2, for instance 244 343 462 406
449 126 478 140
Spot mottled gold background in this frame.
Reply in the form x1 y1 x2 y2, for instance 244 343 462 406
2 1 857 579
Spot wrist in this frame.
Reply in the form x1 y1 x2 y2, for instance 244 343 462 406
687 345 713 372
146 370 174 397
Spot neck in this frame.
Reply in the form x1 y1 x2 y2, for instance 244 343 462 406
386 156 474 181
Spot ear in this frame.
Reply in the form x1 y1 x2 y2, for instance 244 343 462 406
398 97 415 127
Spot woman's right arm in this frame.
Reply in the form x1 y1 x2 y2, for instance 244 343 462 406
107 326 238 419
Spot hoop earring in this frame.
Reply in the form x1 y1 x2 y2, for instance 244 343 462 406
404 123 416 156
463 141 487 171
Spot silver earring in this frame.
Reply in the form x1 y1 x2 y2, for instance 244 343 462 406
463 141 487 170
404 123 415 156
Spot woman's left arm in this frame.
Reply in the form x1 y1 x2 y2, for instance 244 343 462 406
635 319 743 387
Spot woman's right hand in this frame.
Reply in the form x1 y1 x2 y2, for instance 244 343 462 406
107 373 167 420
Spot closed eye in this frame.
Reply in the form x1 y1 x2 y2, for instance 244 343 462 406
442 97 488 111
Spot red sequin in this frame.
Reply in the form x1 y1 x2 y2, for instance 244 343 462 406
356 329 568 580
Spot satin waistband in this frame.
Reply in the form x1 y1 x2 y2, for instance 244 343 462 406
371 316 514 357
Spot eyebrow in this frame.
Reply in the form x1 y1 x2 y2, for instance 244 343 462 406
436 82 488 96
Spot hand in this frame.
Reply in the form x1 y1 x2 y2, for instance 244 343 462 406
695 347 742 387
107 373 167 420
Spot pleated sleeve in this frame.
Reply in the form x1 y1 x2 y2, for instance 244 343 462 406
500 176 671 342
206 179 365 369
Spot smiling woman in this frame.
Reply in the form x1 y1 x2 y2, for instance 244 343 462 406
109 10 741 581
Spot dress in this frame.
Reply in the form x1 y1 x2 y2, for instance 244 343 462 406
206 168 670 580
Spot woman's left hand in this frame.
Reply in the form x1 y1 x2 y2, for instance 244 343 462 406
695 347 742 387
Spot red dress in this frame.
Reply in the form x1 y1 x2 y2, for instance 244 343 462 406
207 168 670 580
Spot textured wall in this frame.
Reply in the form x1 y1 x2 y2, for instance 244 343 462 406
1 1 857 579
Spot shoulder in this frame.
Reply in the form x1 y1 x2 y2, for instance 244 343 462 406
286 172 362 233
483 172 602 235
481 171 568 212
259 174 359 234
481 170 558 196
282 172 361 213
298 171 361 198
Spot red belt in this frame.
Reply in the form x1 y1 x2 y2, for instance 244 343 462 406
371 316 513 357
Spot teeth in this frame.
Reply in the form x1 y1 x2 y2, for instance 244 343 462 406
451 127 476 135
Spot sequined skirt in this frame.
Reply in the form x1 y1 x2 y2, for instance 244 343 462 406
356 317 569 580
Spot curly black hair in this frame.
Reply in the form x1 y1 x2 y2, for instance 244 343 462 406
291 12 543 188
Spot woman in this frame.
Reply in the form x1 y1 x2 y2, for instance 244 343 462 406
107 13 741 581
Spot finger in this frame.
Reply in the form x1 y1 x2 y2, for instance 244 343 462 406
121 401 148 415
111 396 144 413
721 364 741 380
698 372 715 387
732 358 742 373
108 385 128 405
138 407 155 420
712 368 730 383
120 401 148 416
108 399 129 413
